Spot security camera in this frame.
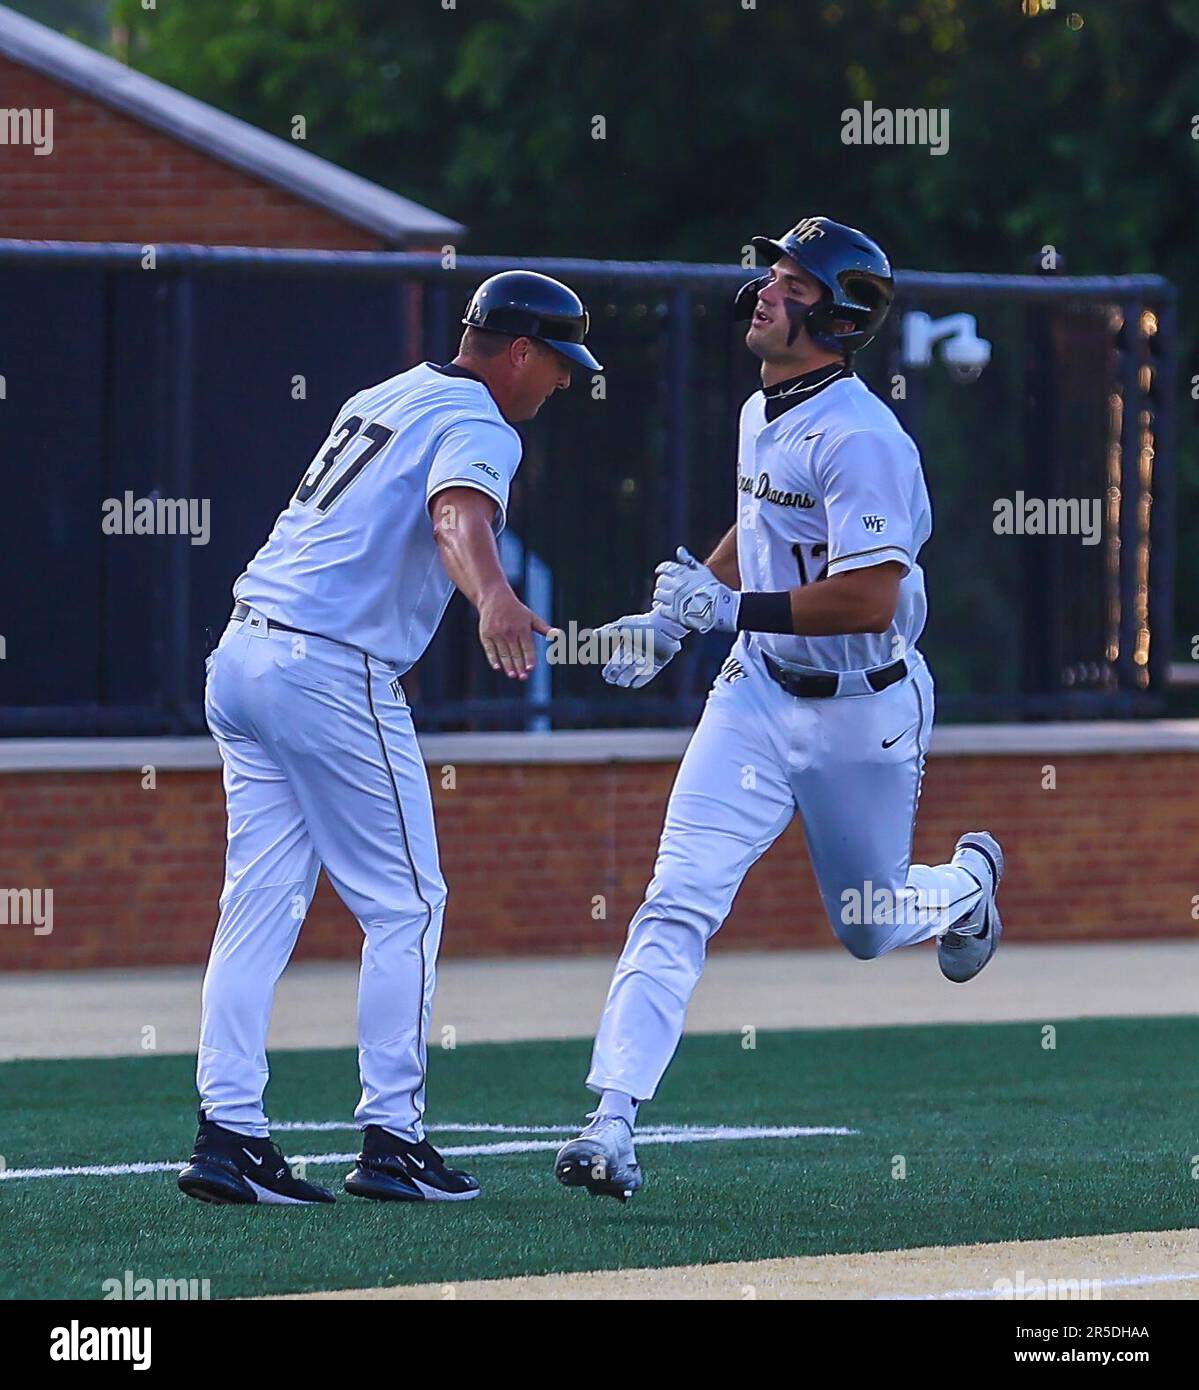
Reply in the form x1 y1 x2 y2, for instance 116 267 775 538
941 330 991 383
901 311 992 383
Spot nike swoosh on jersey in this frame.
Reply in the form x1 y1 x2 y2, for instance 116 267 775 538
881 727 915 749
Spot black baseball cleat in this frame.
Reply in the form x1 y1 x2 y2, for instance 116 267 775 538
344 1126 481 1202
178 1111 335 1205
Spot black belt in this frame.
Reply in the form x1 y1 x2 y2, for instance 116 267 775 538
230 604 392 669
231 601 324 642
762 653 908 699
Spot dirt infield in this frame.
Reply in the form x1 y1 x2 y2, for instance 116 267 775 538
274 1229 1199 1301
4 940 1198 1059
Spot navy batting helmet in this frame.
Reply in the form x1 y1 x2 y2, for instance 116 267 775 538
462 270 603 371
734 216 894 354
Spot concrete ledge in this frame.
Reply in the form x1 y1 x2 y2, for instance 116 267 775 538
1 720 1198 772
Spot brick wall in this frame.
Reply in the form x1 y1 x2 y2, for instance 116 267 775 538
0 57 382 248
1 746 1195 971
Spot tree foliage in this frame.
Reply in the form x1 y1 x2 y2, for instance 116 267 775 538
108 0 1199 652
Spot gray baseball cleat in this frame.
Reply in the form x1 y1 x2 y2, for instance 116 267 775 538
554 1113 643 1203
938 831 1004 984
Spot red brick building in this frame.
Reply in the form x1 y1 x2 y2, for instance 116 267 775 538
0 5 463 249
2 724 1197 972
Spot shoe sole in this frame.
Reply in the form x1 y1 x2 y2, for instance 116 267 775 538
940 904 1003 983
554 1150 641 1203
178 1164 334 1206
178 1173 254 1205
344 1166 481 1203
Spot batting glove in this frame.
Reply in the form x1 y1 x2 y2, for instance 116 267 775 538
593 609 688 688
652 546 740 633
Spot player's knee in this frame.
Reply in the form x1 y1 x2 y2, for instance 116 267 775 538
834 923 889 961
824 874 909 960
826 897 893 960
625 872 723 967
646 871 724 938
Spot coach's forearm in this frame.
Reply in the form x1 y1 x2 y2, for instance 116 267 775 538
705 525 741 588
431 489 513 609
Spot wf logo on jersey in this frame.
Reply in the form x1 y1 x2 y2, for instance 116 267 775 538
719 656 747 684
862 514 888 534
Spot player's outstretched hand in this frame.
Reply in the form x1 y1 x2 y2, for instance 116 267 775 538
477 588 556 681
653 546 740 633
593 609 688 688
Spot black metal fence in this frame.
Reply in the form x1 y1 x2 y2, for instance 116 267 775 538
0 242 1176 733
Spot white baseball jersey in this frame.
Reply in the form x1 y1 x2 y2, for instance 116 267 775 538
234 362 522 670
735 373 931 671
585 370 987 1106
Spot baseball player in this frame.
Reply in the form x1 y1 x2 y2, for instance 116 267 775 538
555 217 1003 1202
179 271 601 1206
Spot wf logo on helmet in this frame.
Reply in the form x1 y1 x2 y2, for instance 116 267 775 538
787 218 826 244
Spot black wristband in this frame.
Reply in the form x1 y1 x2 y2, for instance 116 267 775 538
735 590 794 635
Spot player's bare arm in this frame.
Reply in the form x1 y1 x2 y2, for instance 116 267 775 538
431 485 554 680
654 546 903 637
783 558 905 636
782 559 902 634
703 524 741 588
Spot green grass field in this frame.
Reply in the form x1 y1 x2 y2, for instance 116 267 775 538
3 1017 1197 1299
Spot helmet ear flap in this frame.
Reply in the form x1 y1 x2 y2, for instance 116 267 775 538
804 300 876 353
733 273 770 320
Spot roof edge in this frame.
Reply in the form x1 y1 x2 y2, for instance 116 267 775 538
0 5 466 244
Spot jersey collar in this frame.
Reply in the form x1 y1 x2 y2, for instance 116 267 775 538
429 361 486 385
762 363 852 421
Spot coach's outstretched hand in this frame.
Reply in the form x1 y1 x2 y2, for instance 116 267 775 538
478 588 556 681
594 609 687 688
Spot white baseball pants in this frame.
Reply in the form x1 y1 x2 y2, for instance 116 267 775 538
587 638 982 1102
198 610 445 1140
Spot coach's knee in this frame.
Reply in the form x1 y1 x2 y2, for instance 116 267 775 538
360 873 446 933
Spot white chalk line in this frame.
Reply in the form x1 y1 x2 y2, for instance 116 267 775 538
273 1120 856 1137
274 1121 575 1135
887 1269 1199 1300
0 1122 856 1182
